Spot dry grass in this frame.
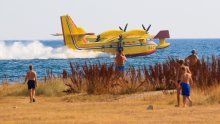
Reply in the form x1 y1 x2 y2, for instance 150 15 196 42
0 79 68 97
1 87 220 124
65 56 220 95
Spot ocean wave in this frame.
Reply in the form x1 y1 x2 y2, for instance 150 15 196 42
0 41 113 59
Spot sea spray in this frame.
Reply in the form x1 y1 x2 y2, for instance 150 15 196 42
0 41 114 59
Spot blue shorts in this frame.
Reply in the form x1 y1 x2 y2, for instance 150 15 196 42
117 66 124 71
181 82 190 96
27 80 36 89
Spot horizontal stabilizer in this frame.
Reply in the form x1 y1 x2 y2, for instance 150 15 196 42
154 30 170 39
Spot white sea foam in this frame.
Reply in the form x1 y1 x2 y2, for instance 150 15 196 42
0 41 113 59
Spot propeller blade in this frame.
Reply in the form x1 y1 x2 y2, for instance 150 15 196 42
146 24 151 32
124 23 128 32
119 26 123 31
142 24 146 30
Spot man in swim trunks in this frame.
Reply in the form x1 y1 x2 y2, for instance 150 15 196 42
115 50 127 71
24 64 37 103
180 66 193 107
175 60 191 107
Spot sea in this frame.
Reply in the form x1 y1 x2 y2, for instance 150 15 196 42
0 39 220 83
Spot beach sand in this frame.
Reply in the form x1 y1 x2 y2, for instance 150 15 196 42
1 94 220 124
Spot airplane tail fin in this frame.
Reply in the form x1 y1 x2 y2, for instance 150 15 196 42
154 30 170 49
60 15 94 49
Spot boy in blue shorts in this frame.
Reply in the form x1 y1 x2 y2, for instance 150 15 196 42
180 66 193 107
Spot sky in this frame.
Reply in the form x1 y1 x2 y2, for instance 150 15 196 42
0 0 220 40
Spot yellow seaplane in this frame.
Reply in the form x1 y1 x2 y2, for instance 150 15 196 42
55 15 170 57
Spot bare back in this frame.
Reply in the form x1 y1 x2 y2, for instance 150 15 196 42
180 72 192 84
177 65 191 80
26 71 37 81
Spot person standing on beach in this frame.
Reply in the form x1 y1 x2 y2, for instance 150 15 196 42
180 66 193 107
24 64 37 103
185 49 199 66
175 60 191 107
115 50 127 71
185 49 200 81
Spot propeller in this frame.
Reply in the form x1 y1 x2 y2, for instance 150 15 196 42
119 26 123 31
142 24 151 33
119 23 128 32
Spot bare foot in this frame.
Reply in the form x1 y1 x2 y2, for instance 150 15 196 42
175 105 180 107
189 101 192 107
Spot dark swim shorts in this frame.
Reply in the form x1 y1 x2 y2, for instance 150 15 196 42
117 66 125 71
27 80 36 89
181 82 190 96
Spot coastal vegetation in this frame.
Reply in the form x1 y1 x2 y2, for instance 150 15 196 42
65 55 220 95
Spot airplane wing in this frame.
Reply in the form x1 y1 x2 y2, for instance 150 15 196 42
69 33 95 36
51 33 95 36
51 33 63 36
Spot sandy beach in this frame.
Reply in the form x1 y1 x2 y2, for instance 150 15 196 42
1 91 220 124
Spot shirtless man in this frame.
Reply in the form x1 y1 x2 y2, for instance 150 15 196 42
24 64 37 103
115 50 127 71
185 49 199 66
175 60 191 107
180 66 193 107
185 49 200 81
